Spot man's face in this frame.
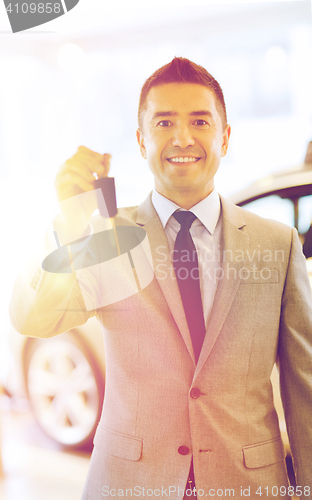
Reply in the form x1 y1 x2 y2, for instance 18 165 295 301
136 83 231 205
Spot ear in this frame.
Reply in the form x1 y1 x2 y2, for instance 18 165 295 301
136 128 147 159
221 124 231 157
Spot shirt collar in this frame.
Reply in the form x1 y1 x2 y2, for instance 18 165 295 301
151 188 221 235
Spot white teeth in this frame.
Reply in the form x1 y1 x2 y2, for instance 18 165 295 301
169 157 198 163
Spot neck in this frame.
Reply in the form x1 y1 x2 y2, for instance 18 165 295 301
156 186 214 210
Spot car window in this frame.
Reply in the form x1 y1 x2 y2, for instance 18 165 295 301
298 195 312 234
240 195 294 227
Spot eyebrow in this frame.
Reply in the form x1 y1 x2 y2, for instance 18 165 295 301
152 111 177 119
152 110 214 119
190 110 214 118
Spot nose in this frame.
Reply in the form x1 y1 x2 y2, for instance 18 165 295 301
171 124 195 149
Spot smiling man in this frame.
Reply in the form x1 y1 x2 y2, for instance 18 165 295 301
136 81 230 209
10 57 312 499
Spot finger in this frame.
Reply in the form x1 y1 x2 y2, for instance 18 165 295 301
55 149 112 201
100 153 112 176
76 146 110 170
65 158 100 183
56 171 95 195
77 145 104 159
72 152 109 177
59 156 104 184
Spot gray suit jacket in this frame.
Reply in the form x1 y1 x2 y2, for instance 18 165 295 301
10 194 312 499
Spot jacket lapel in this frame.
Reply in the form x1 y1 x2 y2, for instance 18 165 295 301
194 196 249 378
135 193 249 371
136 194 196 364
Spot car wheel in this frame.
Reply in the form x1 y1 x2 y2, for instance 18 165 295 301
24 331 104 448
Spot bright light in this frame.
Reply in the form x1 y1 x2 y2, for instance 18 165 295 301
264 45 287 70
57 43 86 72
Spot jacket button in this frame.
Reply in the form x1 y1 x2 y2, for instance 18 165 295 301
178 446 190 455
190 387 201 399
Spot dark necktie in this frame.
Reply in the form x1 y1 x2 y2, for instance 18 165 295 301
173 211 206 363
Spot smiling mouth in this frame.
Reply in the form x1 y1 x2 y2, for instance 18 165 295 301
167 157 200 163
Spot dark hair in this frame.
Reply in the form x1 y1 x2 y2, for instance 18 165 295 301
138 57 227 130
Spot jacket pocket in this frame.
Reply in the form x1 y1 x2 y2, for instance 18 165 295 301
243 436 286 469
93 425 143 461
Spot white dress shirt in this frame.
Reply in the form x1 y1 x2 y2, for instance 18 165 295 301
152 189 223 328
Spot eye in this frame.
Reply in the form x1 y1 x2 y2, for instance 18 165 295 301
157 120 173 127
193 119 209 126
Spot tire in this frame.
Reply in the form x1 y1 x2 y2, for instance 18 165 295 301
24 331 104 448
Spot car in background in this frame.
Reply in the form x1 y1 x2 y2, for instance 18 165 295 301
229 141 312 285
8 317 105 449
229 141 312 252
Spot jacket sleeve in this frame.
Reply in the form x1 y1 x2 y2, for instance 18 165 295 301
9 224 96 338
278 227 312 489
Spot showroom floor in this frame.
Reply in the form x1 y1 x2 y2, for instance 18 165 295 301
0 396 90 500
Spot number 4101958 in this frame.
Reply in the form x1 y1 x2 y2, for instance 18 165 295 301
5 3 62 14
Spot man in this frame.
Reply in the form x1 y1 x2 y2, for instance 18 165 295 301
10 58 312 499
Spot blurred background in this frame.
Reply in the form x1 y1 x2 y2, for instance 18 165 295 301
0 0 311 498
